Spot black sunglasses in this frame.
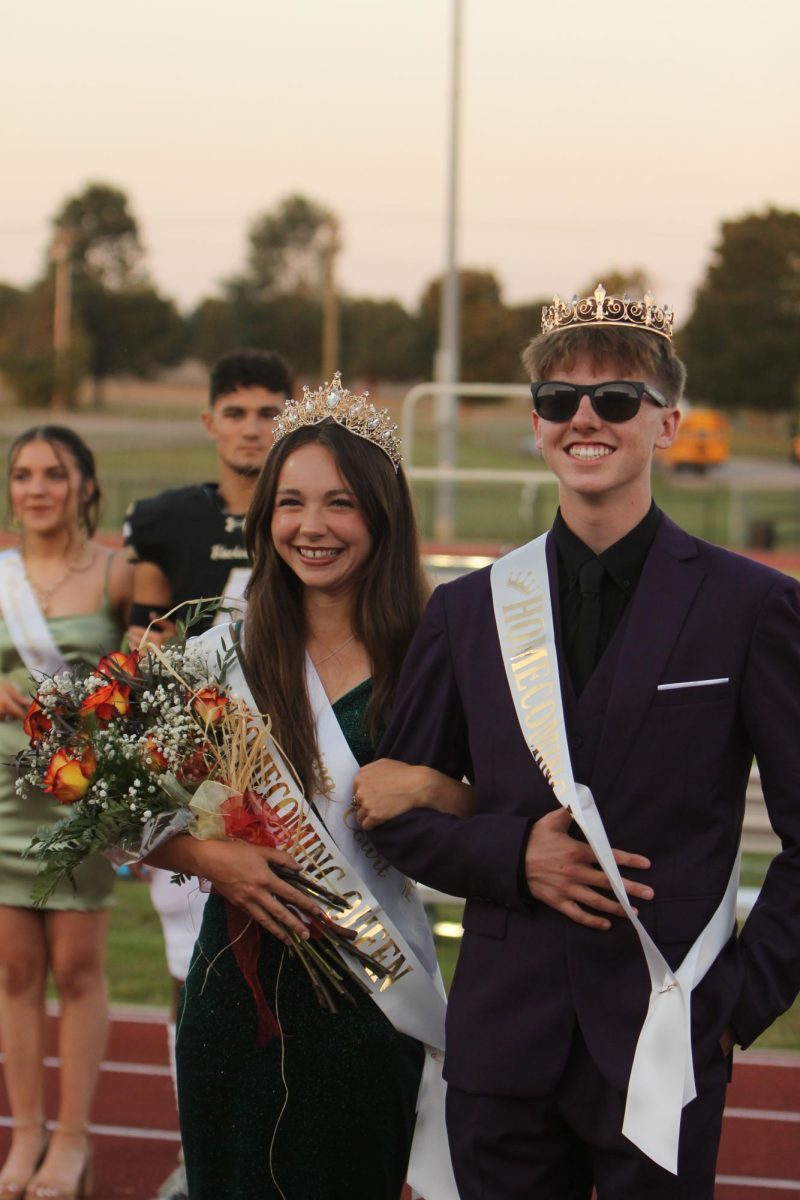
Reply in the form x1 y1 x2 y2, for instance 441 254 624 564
531 380 669 424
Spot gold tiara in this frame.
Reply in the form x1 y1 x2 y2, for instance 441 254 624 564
541 283 674 342
273 372 402 471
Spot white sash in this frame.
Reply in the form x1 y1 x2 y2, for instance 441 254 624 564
490 534 740 1175
193 625 458 1200
305 656 440 979
0 549 68 678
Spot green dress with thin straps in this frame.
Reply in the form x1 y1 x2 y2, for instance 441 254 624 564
177 679 425 1200
0 581 121 910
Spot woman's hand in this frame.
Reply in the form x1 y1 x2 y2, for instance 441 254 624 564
0 681 31 722
148 836 322 945
353 758 474 830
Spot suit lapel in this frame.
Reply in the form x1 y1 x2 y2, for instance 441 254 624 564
590 516 706 799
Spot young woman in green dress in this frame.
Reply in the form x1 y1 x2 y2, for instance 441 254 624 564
149 393 467 1199
0 427 132 1200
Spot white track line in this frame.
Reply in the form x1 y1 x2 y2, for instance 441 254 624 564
0 1116 180 1143
716 1176 800 1191
0 1052 171 1077
725 1107 800 1123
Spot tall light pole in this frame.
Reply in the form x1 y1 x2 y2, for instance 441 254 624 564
433 0 463 542
321 214 341 382
51 226 74 411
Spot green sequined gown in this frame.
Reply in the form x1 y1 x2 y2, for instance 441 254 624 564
0 601 120 910
177 680 425 1199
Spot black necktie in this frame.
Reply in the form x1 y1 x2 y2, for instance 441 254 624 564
575 557 605 693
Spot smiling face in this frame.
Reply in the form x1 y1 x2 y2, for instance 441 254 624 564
270 442 373 598
532 353 679 516
201 385 285 477
8 439 91 538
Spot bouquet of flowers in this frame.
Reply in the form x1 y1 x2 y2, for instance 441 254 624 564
17 619 389 1024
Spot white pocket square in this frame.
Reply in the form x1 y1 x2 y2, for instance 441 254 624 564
657 677 730 692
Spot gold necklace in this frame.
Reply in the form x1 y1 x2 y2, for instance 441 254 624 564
312 633 356 667
23 544 97 615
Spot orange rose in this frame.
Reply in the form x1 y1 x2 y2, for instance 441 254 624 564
23 698 52 745
81 680 131 724
141 735 168 773
192 687 229 726
43 745 96 804
97 649 139 679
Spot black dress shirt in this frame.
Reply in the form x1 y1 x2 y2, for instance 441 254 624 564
516 503 663 898
553 503 662 695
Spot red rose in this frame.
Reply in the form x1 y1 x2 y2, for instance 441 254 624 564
177 749 212 784
23 698 51 745
42 745 96 804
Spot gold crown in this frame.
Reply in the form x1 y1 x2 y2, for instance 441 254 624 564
541 283 674 342
273 372 402 470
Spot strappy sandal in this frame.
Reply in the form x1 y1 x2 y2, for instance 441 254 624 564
23 1125 92 1200
0 1119 48 1200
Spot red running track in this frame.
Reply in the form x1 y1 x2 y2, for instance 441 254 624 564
1 1009 798 1198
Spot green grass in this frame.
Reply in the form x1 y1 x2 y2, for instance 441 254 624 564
107 878 172 1006
740 854 774 889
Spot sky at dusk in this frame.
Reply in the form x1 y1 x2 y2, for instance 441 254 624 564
2 0 798 328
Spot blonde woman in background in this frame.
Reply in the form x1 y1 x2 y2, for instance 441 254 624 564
0 427 131 1200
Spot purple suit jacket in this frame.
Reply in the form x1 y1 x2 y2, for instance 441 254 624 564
371 516 800 1097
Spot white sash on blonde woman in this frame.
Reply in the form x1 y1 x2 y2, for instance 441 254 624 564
0 548 68 678
193 624 458 1200
491 534 740 1175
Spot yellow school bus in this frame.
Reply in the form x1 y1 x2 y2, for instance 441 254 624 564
658 407 731 473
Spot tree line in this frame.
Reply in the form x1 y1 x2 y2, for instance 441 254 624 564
1 183 798 413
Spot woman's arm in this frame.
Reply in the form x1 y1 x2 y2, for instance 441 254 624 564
146 835 321 945
353 758 474 832
127 561 177 650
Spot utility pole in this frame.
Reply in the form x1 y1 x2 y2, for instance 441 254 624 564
51 226 74 411
434 0 463 542
321 214 341 381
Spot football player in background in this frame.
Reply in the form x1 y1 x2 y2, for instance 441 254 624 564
125 348 293 647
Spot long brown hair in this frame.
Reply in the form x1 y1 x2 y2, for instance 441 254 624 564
243 420 429 798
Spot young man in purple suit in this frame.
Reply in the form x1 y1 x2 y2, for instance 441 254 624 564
356 286 800 1198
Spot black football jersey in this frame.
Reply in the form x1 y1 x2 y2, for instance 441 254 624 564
123 483 250 635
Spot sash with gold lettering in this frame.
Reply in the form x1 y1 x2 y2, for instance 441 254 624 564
193 624 458 1200
0 548 68 678
490 534 740 1175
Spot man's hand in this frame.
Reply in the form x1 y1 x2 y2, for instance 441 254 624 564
524 807 653 929
719 1025 736 1057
